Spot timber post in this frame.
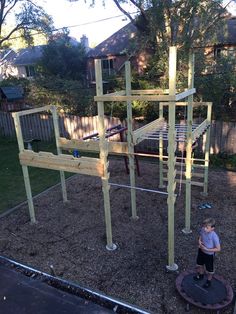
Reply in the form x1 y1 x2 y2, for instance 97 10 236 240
183 51 194 234
166 46 178 271
12 112 36 223
51 106 68 203
159 103 165 188
125 61 138 219
202 102 212 196
95 59 117 251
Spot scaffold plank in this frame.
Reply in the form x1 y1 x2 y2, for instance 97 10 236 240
58 138 128 154
19 151 104 177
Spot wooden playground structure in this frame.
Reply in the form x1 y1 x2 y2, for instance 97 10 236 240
13 46 212 271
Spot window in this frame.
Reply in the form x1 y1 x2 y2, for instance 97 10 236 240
101 58 115 76
214 48 221 59
102 59 114 70
25 65 36 77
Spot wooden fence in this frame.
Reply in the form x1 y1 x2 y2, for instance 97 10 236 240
0 111 236 154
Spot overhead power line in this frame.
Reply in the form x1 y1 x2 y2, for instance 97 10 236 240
5 12 138 42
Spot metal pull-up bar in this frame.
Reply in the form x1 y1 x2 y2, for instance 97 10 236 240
109 182 172 196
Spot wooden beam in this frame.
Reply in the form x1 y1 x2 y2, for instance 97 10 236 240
51 106 68 203
192 119 210 142
160 102 212 107
126 61 137 219
13 113 36 223
133 118 164 144
162 169 204 178
175 88 196 101
162 160 205 168
95 59 115 250
159 103 164 188
166 46 178 271
163 177 204 187
58 138 128 154
106 90 126 96
19 151 104 177
131 89 169 95
94 94 176 102
16 105 51 117
203 102 212 195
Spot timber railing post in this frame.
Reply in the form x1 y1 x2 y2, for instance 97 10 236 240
95 59 117 250
166 46 178 271
51 105 68 203
12 112 36 223
125 61 138 219
183 51 194 234
202 102 212 196
159 103 164 188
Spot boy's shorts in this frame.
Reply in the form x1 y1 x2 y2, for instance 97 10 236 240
196 248 214 273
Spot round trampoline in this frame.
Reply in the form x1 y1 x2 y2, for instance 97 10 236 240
176 270 234 312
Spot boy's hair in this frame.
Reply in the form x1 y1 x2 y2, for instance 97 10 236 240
203 218 216 228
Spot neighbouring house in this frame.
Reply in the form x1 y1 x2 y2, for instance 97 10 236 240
0 86 27 112
203 15 236 73
87 15 236 84
87 23 152 83
0 35 89 81
0 45 44 80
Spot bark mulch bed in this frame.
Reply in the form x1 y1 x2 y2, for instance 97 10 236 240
0 159 235 313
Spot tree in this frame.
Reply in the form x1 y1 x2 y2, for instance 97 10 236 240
27 76 95 115
0 0 53 48
29 31 92 115
69 1 235 48
38 31 87 82
195 51 236 120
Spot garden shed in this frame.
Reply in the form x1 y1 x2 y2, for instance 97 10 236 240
0 86 24 112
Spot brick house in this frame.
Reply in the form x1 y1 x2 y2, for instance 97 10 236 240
87 15 236 83
87 23 152 84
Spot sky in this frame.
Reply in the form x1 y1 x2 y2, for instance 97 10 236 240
38 0 236 48
39 0 137 47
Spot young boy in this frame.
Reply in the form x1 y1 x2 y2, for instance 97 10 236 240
194 218 221 288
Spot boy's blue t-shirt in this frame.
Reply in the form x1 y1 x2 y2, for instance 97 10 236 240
200 228 220 255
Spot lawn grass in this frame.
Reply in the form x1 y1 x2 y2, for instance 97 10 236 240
0 137 73 213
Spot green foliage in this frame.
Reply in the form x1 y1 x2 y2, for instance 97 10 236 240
38 32 87 82
27 77 95 115
210 153 236 171
0 76 95 116
0 0 53 48
195 51 236 121
1 31 94 116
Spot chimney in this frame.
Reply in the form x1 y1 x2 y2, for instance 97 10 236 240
80 35 89 52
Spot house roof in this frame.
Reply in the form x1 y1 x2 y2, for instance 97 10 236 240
0 86 24 101
13 45 45 66
0 49 17 63
87 23 137 58
88 16 236 58
217 16 236 44
2 37 82 66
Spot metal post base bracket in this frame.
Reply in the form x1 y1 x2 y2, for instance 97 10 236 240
130 215 139 221
182 228 192 235
166 263 179 272
106 243 118 251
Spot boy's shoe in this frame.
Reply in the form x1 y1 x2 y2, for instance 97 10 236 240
193 273 204 281
203 280 211 288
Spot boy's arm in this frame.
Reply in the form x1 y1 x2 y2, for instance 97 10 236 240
203 243 221 253
198 236 202 247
